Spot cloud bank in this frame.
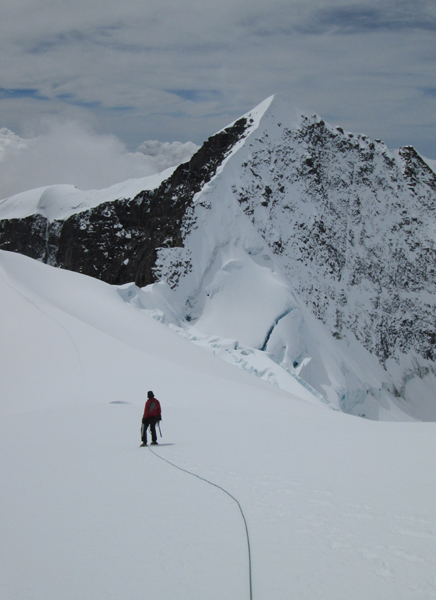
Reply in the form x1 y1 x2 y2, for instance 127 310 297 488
136 139 199 172
0 0 435 157
0 121 198 200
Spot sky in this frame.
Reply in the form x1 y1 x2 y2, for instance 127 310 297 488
0 0 435 197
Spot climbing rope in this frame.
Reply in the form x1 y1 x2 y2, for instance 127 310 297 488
148 447 253 600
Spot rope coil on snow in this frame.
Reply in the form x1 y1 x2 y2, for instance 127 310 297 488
148 447 253 600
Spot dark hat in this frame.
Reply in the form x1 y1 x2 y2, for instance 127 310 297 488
147 391 154 399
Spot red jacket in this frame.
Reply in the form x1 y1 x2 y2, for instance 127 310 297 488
143 398 161 420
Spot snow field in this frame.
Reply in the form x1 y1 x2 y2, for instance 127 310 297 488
0 167 176 221
1 250 436 599
0 405 249 600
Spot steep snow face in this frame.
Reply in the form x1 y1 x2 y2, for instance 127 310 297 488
149 94 436 419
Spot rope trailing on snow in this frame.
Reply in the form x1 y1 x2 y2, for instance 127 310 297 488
148 447 253 600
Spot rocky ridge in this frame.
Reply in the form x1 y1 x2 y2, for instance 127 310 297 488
0 116 250 287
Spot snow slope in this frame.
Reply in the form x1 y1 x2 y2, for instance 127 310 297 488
0 167 176 221
1 250 436 600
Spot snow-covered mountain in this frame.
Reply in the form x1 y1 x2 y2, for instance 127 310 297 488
1 95 435 420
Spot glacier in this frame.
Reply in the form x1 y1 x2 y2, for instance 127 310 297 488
1 249 436 600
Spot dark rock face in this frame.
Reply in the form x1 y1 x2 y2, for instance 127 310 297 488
231 117 436 363
0 117 249 287
0 214 48 260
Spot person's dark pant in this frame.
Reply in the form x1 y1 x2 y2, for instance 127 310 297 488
142 417 159 444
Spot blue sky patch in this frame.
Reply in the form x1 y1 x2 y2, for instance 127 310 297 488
167 89 221 103
423 88 436 97
55 92 134 111
0 88 48 100
312 3 436 34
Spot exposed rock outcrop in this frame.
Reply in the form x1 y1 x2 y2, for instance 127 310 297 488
0 117 249 287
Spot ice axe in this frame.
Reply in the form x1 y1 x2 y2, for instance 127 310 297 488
158 421 162 438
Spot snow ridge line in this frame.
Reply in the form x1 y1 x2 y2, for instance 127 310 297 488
0 261 86 396
148 447 253 600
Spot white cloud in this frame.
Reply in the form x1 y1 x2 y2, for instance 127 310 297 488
0 121 198 200
136 140 199 172
0 0 435 157
0 128 30 162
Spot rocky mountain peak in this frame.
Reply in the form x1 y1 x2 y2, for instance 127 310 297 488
1 96 435 419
